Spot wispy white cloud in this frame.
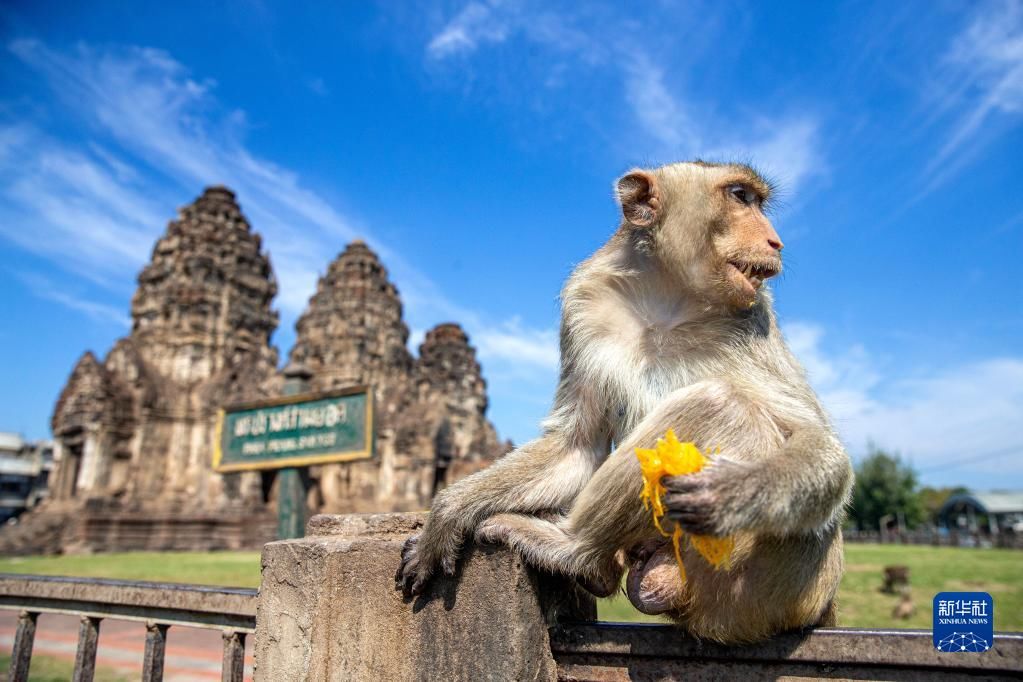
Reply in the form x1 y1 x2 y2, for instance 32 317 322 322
0 124 161 284
744 118 824 195
621 51 697 149
475 317 559 372
926 0 1023 177
427 1 510 58
16 272 130 328
785 322 882 422
5 39 355 320
473 317 560 438
785 321 1023 487
5 38 511 335
424 3 824 193
306 76 328 96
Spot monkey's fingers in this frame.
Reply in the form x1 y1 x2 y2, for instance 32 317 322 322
409 574 431 596
395 535 417 579
667 505 720 536
399 561 431 596
662 475 706 494
665 490 720 536
402 535 420 559
395 557 411 591
663 489 715 513
395 535 425 592
671 515 717 536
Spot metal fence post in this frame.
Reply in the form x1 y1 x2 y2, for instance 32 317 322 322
72 615 101 682
222 630 246 682
9 609 38 682
141 620 169 682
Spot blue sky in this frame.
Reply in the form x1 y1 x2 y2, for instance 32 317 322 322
0 1 1020 489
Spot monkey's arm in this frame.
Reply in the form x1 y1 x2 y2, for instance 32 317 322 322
396 368 610 595
664 421 853 538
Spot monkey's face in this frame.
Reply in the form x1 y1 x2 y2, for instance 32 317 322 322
617 163 784 310
621 162 781 308
709 178 783 309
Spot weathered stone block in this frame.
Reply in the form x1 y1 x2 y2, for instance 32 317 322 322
253 512 595 681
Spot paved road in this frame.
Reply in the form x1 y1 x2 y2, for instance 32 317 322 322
0 610 253 681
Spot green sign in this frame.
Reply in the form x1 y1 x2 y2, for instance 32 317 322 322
214 386 373 472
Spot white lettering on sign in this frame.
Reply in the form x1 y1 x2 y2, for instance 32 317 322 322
232 401 349 439
237 430 340 458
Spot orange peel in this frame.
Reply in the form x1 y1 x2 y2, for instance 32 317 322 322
635 429 734 581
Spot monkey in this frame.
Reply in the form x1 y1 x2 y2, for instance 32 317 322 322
396 161 853 644
892 588 915 620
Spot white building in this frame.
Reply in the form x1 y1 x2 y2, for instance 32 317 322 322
939 491 1023 534
0 432 55 524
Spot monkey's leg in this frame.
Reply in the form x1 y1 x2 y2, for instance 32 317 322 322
623 529 844 643
397 432 607 595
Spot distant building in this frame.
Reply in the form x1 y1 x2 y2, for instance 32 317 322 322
938 491 1023 534
0 433 55 523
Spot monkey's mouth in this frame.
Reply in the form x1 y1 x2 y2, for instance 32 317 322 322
727 260 780 290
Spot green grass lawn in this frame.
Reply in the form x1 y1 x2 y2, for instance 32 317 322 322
0 654 130 682
0 544 1019 630
0 551 262 588
836 544 1021 631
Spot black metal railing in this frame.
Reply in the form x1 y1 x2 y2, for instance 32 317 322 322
0 573 256 682
550 623 1023 680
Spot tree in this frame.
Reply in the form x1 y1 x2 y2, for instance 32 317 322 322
919 485 970 525
849 445 926 531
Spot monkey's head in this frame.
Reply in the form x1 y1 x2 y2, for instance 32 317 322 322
616 162 783 310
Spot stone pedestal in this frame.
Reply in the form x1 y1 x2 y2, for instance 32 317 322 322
253 512 596 681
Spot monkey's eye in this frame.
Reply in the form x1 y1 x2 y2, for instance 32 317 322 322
727 184 759 207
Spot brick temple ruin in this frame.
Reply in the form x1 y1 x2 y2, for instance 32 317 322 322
0 187 509 554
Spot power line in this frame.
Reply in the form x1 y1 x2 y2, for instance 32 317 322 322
916 444 1022 474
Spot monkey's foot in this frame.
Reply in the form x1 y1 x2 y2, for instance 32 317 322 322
395 533 457 596
576 572 620 598
626 541 679 615
475 517 513 545
395 534 427 595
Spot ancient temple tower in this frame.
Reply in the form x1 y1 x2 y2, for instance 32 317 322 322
288 242 508 512
8 190 509 554
411 324 506 487
48 187 280 516
289 240 412 390
130 186 278 384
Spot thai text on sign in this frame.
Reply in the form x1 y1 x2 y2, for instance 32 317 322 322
213 386 372 472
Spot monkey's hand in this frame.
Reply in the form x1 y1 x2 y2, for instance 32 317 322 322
662 457 760 536
395 521 461 596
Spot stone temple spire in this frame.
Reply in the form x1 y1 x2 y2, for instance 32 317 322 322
414 323 488 416
409 323 509 486
129 186 279 383
288 240 413 391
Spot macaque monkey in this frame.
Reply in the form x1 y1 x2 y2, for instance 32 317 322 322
396 161 852 643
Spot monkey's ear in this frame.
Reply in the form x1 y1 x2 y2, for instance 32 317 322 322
616 170 661 227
